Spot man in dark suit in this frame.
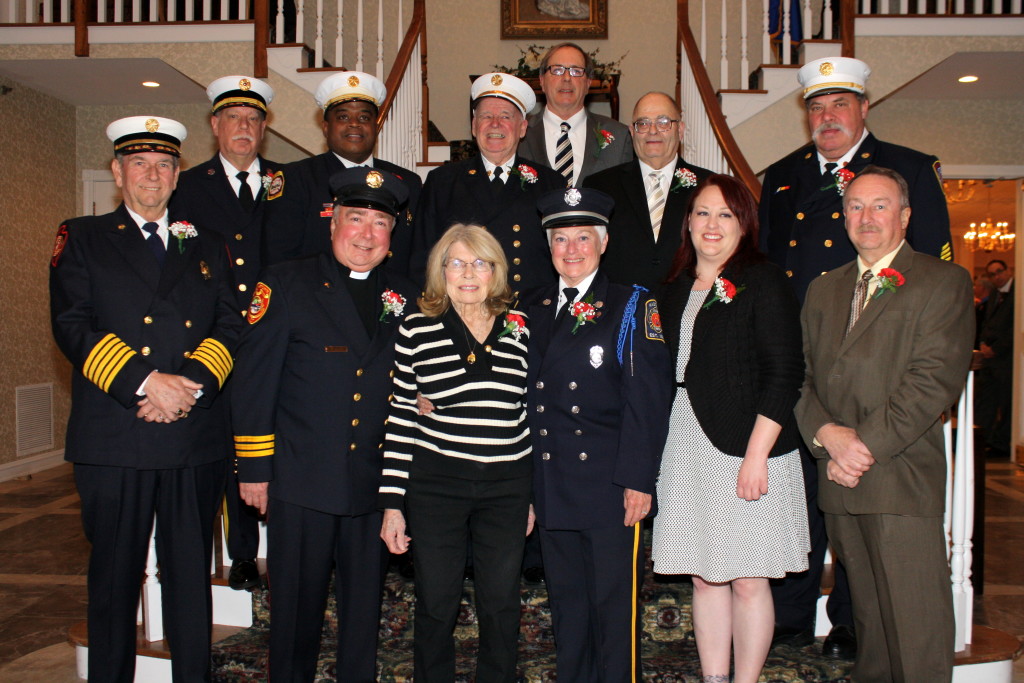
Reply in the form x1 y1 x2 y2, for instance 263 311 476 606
232 168 417 682
262 71 421 275
797 166 974 682
50 116 243 682
975 258 1014 456
411 72 564 297
760 57 954 658
172 74 280 590
528 187 673 682
516 42 633 187
584 91 712 290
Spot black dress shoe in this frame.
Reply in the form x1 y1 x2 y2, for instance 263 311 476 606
522 566 545 585
228 558 260 591
771 625 815 649
822 624 857 660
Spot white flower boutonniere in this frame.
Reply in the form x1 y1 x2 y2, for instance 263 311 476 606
670 167 699 192
168 221 197 254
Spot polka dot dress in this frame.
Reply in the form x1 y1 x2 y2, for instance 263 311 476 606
652 289 810 583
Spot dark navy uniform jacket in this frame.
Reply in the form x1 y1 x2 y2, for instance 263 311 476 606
262 152 421 274
231 253 418 517
759 133 952 301
526 272 673 530
172 154 281 315
49 204 244 469
410 154 564 295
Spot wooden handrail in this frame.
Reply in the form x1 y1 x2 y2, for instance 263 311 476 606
253 0 268 78
840 0 855 57
677 0 761 197
74 0 88 56
376 0 425 130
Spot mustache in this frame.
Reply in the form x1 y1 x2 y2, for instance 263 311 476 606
231 134 255 142
812 122 851 139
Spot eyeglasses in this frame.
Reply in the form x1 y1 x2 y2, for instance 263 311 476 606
445 258 493 273
986 267 1006 277
544 65 588 78
632 116 679 134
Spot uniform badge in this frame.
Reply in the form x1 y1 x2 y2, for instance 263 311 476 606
645 299 664 342
247 282 272 324
145 118 160 133
407 209 413 224
366 170 384 188
348 75 360 87
589 345 604 369
320 203 334 218
199 260 211 280
266 170 285 200
933 159 943 183
819 61 834 76
51 224 68 267
207 168 215 175
491 74 503 86
468 169 477 175
239 78 251 91
564 188 581 206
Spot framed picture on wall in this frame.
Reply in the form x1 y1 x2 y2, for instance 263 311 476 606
501 0 608 39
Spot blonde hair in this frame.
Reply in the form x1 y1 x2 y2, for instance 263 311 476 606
420 224 512 317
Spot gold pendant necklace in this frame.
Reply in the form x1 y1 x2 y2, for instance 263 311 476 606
460 315 479 364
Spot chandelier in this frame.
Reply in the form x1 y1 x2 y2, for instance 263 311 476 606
960 181 1015 252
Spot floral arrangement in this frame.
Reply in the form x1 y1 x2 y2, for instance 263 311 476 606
670 168 699 192
702 277 745 309
261 172 274 192
872 268 905 299
570 294 598 334
511 164 539 189
168 221 197 254
498 312 527 341
822 167 856 196
379 289 407 321
492 45 628 85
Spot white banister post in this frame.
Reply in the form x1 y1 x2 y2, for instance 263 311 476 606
781 0 791 66
916 0 926 13
150 0 158 22
700 0 707 62
275 0 284 43
823 0 833 39
202 0 211 21
949 373 976 652
719 0 729 88
740 0 749 88
973 0 983 11
899 0 908 13
60 0 69 22
132 0 140 22
42 0 51 22
114 0 123 24
141 518 163 643
955 0 965 12
802 0 812 50
222 0 230 21
335 0 344 69
397 0 403 44
376 0 384 79
762 0 771 65
1013 0 1022 14
98 0 107 24
356 0 364 73
167 0 176 22
296 0 306 49
185 0 194 22
238 0 247 21
314 0 324 67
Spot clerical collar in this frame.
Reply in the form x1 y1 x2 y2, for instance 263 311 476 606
333 153 374 169
333 261 373 280
817 128 869 174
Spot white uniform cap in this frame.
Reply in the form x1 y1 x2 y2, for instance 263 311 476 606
105 116 188 157
471 72 536 116
206 75 274 113
314 71 387 112
798 57 871 100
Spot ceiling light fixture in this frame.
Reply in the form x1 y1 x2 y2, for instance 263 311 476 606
142 81 161 88
958 75 979 83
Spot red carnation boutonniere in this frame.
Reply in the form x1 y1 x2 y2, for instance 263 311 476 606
569 294 598 334
168 221 197 254
593 127 615 157
670 167 699 192
822 167 855 196
511 164 538 190
872 268 905 299
497 312 527 342
702 276 746 309
379 289 407 321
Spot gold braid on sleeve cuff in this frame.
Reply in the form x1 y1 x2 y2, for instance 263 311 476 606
235 434 274 458
190 338 232 388
84 333 137 392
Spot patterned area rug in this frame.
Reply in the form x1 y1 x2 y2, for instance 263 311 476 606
211 554 852 682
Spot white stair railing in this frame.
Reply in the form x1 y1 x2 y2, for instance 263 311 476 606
945 371 976 651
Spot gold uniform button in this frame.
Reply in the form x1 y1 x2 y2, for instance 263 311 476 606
513 258 521 265
185 320 192 328
238 284 247 292
349 443 357 451
536 405 545 413
789 240 797 247
389 370 395 378
513 240 521 248
824 240 833 247
236 257 245 266
240 310 247 318
351 419 360 427
786 270 793 277
574 429 582 436
141 346 151 356
513 274 521 282
536 381 544 389
235 233 243 241
542 452 551 460
513 224 521 232
821 271 828 275
183 351 191 358
796 212 805 220
356 368 364 377
387 394 394 402
831 212 841 219
353 393 362 401
143 316 153 324
579 452 588 461
569 382 577 390
571 405 580 414
539 428 548 436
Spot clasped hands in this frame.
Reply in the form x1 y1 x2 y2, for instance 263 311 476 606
136 371 202 423
816 423 875 489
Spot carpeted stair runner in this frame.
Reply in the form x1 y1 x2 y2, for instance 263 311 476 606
210 554 853 682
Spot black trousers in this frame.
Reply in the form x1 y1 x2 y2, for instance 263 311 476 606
539 522 645 683
75 459 225 683
266 499 386 683
405 471 532 683
224 471 261 559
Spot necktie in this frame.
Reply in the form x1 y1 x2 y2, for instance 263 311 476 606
556 287 579 324
237 171 255 211
845 270 873 336
823 161 838 182
554 121 573 186
647 171 666 241
142 221 166 267
491 166 504 198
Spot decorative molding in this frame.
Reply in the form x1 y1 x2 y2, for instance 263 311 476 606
0 449 65 483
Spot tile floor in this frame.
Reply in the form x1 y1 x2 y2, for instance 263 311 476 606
0 460 1021 680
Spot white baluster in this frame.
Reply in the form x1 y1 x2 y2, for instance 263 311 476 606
1013 0 1022 14
275 0 284 43
973 0 983 11
150 0 158 22
167 0 176 22
762 0 771 65
962 373 976 645
899 0 908 14
185 0 194 22
98 0 107 24
202 0 211 21
955 0 965 12
950 373 975 651
132 0 140 22
740 0 749 88
221 0 229 21
823 0 833 39
335 0 344 68
802 0 811 50
397 0 403 44
700 0 707 62
356 0 364 72
376 0 384 79
296 0 305 47
42 0 51 22
238 0 246 21
142 517 163 642
60 0 68 22
781 0 790 65
719 0 728 88
314 0 324 67
879 0 889 13
916 0 926 13
114 0 123 24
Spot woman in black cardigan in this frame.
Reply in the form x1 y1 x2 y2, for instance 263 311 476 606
652 175 809 683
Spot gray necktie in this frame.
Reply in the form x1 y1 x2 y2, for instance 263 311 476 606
647 171 666 241
845 270 873 336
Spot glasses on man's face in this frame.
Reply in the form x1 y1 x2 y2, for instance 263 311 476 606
987 267 1006 277
632 116 679 134
544 65 588 78
445 258 493 273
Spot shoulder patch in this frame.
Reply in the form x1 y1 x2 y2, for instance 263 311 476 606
932 159 943 186
266 170 285 201
51 224 69 267
644 299 664 342
247 282 272 324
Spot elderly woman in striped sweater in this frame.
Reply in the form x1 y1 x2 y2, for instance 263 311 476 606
379 223 533 683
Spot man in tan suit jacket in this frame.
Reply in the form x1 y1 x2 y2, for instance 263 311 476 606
796 166 974 683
